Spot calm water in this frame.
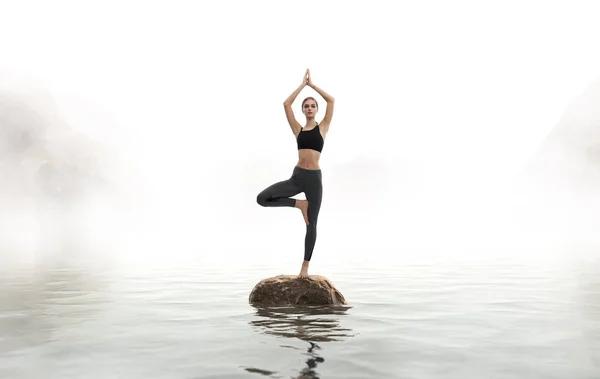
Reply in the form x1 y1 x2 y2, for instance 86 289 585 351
1 254 600 378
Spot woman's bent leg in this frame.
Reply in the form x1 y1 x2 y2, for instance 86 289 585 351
256 177 303 208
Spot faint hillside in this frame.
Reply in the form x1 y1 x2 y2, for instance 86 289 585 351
511 78 600 249
524 78 600 191
0 79 130 254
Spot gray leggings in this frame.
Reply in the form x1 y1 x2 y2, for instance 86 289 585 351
256 166 323 261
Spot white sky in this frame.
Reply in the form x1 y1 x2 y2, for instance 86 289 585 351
1 1 600 265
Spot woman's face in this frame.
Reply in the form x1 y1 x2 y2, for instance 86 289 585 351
303 99 318 117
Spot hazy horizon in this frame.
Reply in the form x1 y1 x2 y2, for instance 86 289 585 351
1 1 600 269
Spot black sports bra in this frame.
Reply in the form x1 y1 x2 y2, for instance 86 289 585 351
297 123 324 153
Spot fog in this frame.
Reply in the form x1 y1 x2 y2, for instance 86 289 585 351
1 1 599 268
0 78 136 262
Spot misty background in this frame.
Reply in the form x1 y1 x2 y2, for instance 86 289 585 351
1 1 599 270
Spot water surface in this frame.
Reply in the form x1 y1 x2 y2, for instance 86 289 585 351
1 254 599 378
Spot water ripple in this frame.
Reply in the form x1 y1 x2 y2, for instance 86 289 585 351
0 257 599 378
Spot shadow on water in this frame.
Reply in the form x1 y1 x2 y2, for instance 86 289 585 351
243 305 356 378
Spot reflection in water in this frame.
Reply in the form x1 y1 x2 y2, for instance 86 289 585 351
245 305 355 378
250 305 355 342
295 341 325 379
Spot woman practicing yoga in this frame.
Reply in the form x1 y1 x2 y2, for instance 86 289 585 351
256 69 335 278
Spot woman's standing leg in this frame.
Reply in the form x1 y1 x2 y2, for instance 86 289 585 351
298 170 323 278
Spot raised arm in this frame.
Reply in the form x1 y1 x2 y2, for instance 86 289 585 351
306 69 335 131
283 70 308 137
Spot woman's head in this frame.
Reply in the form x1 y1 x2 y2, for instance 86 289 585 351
301 97 318 119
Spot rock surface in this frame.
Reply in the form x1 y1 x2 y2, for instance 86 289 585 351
249 275 347 306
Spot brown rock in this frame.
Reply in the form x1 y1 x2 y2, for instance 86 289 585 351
249 275 347 306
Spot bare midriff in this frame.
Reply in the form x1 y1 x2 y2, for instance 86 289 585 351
296 149 321 170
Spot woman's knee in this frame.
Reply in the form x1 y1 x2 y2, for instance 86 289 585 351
256 192 269 206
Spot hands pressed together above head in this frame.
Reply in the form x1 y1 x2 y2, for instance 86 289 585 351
304 68 315 89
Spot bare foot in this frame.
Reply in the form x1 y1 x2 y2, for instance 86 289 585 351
295 199 309 225
298 261 309 278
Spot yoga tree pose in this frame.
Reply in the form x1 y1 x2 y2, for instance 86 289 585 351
256 69 335 278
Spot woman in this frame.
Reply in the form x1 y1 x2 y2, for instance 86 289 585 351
256 69 335 278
